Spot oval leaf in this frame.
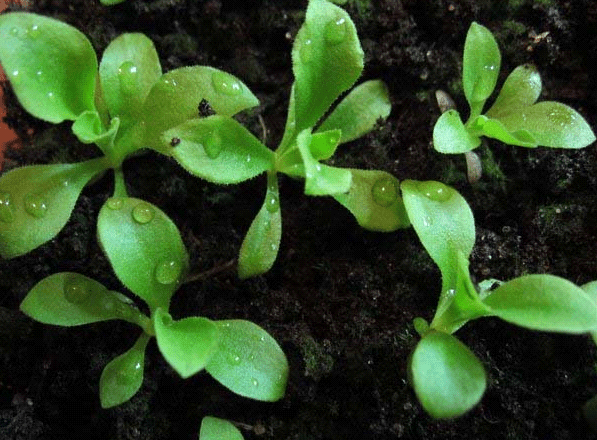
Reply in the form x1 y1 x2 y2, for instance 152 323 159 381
471 115 537 147
485 64 542 118
433 109 481 153
154 309 220 379
409 331 486 419
199 417 244 440
97 197 189 311
167 115 274 184
20 272 138 326
0 158 108 259
332 169 409 231
100 333 150 408
205 320 289 401
483 274 597 333
0 12 97 122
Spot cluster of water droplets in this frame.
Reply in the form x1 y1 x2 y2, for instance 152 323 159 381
222 329 270 390
298 15 349 64
211 70 243 96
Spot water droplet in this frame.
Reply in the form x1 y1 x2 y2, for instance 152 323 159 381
28 24 40 39
211 71 242 96
324 17 347 45
161 313 173 327
371 177 398 207
101 296 115 311
251 377 259 387
246 155 252 163
0 192 15 223
10 70 19 80
63 278 90 304
106 197 124 210
270 243 278 251
118 61 138 94
24 193 47 218
299 36 314 63
47 91 55 100
203 132 222 159
483 64 496 71
259 335 265 342
422 215 432 227
547 107 573 127
266 193 280 213
315 164 322 172
154 259 182 285
9 27 18 36
132 202 155 224
227 352 242 366
416 181 452 202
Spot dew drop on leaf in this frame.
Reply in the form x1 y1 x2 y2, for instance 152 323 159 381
227 353 242 366
246 155 252 163
483 64 496 71
251 377 259 387
0 192 15 223
299 37 314 64
24 193 48 218
266 193 280 213
211 71 242 96
118 61 138 94
47 92 55 100
203 132 223 159
9 27 18 36
63 278 91 304
101 296 116 312
106 197 124 210
416 181 452 202
132 202 155 224
324 17 347 45
27 24 40 39
371 177 398 207
154 259 182 285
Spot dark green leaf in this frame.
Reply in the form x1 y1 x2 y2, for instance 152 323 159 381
433 109 481 153
199 417 244 440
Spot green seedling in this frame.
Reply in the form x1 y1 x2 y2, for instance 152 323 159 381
199 417 245 440
580 281 597 430
0 12 258 259
400 180 597 418
20 196 288 408
433 22 595 155
155 0 408 278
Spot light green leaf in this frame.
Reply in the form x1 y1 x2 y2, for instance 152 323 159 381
100 333 150 408
167 115 274 184
199 417 244 440
99 33 162 127
471 115 537 147
409 331 486 419
296 129 352 196
20 272 140 326
72 111 120 154
462 22 501 115
317 80 392 144
97 197 189 312
0 12 97 122
581 281 597 344
433 109 481 153
485 64 542 118
0 158 109 259
142 67 259 152
238 172 282 279
309 130 342 160
490 101 596 149
483 274 597 333
292 0 364 131
205 320 289 401
332 169 409 231
153 309 220 379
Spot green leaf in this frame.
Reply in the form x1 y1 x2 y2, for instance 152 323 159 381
20 272 140 326
167 115 274 184
462 22 501 115
97 197 189 312
199 417 244 440
238 172 282 279
205 320 289 401
332 169 410 231
409 331 486 419
489 101 596 149
309 130 342 161
483 274 597 333
153 309 220 379
581 281 597 344
317 80 392 144
100 0 127 5
296 129 352 196
72 111 120 153
100 333 150 408
0 158 109 259
0 12 97 123
292 0 364 131
99 33 162 127
485 64 542 118
142 67 259 152
433 109 481 153
471 115 537 148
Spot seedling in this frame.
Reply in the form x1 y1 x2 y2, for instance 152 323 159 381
0 12 258 259
155 0 409 278
400 180 597 418
199 417 245 440
433 22 595 156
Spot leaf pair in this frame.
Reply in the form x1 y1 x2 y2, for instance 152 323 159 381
401 180 597 418
433 22 595 154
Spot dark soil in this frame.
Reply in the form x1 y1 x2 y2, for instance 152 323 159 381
2 0 597 439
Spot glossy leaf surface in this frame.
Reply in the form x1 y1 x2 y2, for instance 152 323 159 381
154 309 220 379
100 333 150 408
485 64 542 118
199 417 244 440
167 116 274 184
410 331 486 419
206 320 289 401
97 197 188 311
333 169 409 231
581 281 597 344
0 158 108 259
470 115 537 147
0 12 97 122
433 109 481 153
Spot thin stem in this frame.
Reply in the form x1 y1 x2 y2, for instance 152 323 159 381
113 167 128 198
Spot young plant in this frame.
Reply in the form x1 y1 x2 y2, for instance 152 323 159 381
433 22 595 155
20 196 288 408
400 180 597 418
153 0 409 279
0 12 257 259
199 417 245 440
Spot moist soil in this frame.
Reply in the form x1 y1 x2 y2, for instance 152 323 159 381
1 0 597 439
